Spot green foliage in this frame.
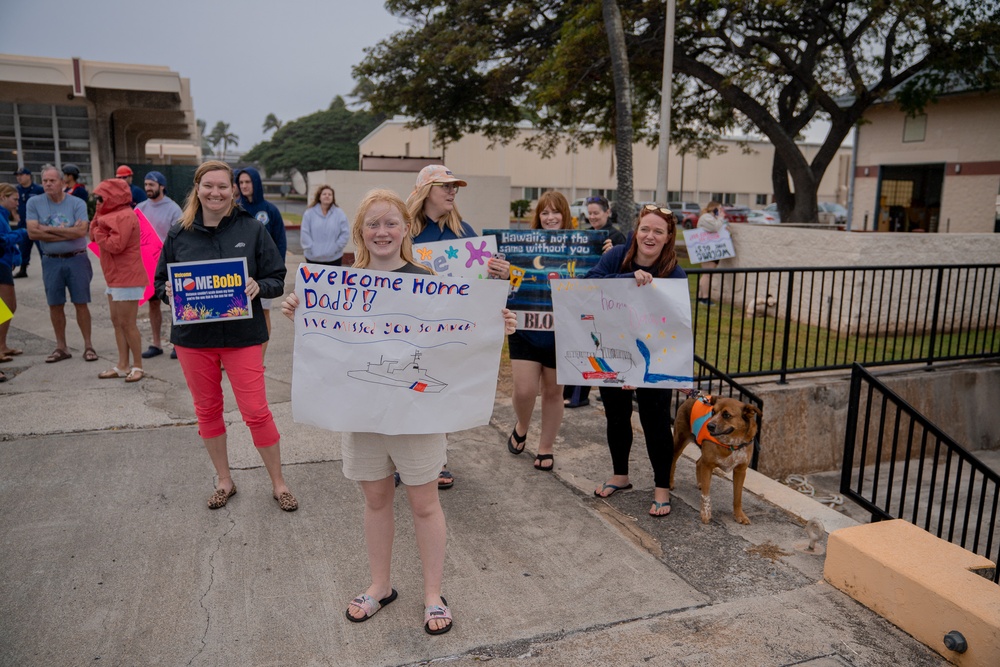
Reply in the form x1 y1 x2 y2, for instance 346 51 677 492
510 199 531 218
208 121 238 158
354 0 999 223
262 113 283 134
243 96 385 175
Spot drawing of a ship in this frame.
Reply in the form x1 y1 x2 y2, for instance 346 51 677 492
565 329 634 383
347 350 447 393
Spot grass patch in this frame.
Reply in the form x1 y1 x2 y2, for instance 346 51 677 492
283 213 302 226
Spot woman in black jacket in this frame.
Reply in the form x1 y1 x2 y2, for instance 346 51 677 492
154 160 297 512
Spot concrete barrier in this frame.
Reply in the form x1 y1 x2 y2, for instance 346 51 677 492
824 519 1000 667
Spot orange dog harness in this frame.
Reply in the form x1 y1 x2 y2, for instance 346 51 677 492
690 396 721 447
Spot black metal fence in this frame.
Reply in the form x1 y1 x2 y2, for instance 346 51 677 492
671 355 764 470
687 263 1000 383
841 363 1000 582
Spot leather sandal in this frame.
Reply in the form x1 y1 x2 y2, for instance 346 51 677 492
98 367 127 379
208 483 237 509
124 368 144 383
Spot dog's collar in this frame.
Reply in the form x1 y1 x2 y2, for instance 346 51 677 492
716 440 754 453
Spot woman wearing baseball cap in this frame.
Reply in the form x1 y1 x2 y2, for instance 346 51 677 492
405 165 510 490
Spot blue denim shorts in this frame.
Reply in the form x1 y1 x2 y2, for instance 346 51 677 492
41 253 93 306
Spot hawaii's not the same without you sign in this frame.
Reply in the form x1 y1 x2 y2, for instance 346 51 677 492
289 263 510 435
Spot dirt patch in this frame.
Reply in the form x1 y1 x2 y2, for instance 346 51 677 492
746 541 791 561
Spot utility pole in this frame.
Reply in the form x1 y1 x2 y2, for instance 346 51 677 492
655 0 676 204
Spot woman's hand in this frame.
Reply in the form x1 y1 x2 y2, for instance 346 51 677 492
602 238 613 254
634 269 653 286
622 384 637 391
502 307 517 335
164 282 173 301
488 256 511 280
244 277 260 300
281 292 300 321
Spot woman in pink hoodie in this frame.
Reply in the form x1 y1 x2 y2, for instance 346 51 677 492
90 178 148 382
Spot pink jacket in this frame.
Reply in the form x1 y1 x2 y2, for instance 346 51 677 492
90 179 147 288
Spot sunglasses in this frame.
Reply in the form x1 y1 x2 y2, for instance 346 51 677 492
586 196 606 204
641 204 673 216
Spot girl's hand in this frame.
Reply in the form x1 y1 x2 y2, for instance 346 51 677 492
634 270 653 286
244 277 260 300
502 308 517 335
622 384 637 391
488 256 511 280
281 292 300 321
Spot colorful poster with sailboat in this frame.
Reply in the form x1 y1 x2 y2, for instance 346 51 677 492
550 277 695 389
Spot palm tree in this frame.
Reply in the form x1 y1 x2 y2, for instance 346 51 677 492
210 121 239 159
262 113 283 134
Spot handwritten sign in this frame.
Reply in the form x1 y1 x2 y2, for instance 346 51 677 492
683 225 736 263
550 277 694 388
167 258 251 325
411 236 499 279
484 228 606 331
290 263 510 435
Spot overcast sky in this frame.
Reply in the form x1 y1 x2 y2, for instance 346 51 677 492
2 0 406 151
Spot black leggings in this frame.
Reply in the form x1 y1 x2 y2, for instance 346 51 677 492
598 385 674 489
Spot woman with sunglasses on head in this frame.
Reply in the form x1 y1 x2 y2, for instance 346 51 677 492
154 160 297 513
407 165 510 490
587 204 686 517
505 190 574 472
564 195 627 408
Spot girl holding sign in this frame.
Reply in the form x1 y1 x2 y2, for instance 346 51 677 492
505 191 573 472
587 204 686 517
407 165 511 490
696 201 726 305
154 160 297 513
282 188 517 635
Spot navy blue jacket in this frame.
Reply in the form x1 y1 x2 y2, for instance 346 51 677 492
234 167 287 261
586 244 687 280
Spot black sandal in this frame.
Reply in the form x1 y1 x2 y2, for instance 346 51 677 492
507 426 527 455
534 454 554 472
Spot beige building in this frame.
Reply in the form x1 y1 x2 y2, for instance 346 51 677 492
0 54 201 186
850 88 1000 233
359 118 852 210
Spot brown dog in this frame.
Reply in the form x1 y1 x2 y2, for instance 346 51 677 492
670 395 762 525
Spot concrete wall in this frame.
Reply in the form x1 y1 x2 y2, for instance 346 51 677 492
305 170 512 254
360 119 851 208
715 225 1000 335
749 362 1000 478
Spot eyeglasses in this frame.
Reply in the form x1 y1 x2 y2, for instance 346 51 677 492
431 183 459 193
641 204 673 217
363 220 402 231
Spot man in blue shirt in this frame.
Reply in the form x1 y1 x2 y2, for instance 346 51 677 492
26 165 96 363
13 168 44 279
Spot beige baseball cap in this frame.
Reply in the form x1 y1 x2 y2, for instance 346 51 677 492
414 165 468 190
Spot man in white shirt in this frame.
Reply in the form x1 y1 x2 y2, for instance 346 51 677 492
135 171 182 359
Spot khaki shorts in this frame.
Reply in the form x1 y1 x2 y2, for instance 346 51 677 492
341 431 447 486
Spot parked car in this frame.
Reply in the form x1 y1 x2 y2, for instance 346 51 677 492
818 201 848 225
668 201 700 229
748 209 780 224
569 198 588 223
722 205 750 223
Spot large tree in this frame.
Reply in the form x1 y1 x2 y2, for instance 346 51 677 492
354 0 998 222
243 96 384 175
209 121 239 159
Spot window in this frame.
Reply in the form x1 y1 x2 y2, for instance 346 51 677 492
523 187 542 200
756 194 769 206
710 192 736 205
903 114 927 143
2 103 92 185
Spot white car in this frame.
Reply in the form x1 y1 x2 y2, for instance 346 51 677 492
749 209 780 224
569 198 589 223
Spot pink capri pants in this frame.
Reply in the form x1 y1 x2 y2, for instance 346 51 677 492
175 345 280 448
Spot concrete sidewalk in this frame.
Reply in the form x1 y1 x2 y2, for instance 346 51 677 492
0 252 947 666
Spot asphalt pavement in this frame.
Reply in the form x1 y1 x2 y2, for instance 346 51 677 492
0 249 949 666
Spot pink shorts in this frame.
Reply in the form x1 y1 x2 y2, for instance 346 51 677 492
174 345 279 448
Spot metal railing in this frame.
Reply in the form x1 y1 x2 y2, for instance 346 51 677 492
841 363 1000 582
687 263 1000 383
671 355 764 470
